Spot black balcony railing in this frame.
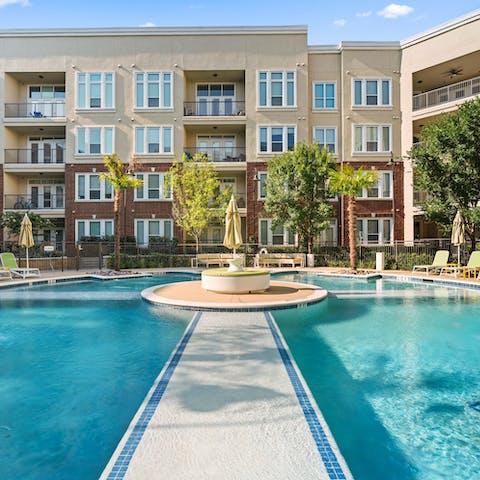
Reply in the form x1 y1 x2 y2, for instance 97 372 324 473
5 193 65 210
184 100 245 116
4 101 66 118
5 148 65 164
184 147 246 162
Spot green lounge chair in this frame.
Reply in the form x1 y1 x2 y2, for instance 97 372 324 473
0 252 40 279
412 250 450 274
440 251 480 278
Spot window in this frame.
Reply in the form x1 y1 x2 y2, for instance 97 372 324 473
76 174 113 201
313 127 337 153
258 71 296 107
358 171 393 199
313 82 336 109
258 126 296 153
135 72 172 108
257 172 268 199
357 218 392 244
77 73 114 109
259 219 295 246
353 79 391 106
317 219 337 246
29 85 65 100
76 219 113 241
134 173 171 200
353 125 391 153
135 219 173 245
135 126 173 154
76 127 114 155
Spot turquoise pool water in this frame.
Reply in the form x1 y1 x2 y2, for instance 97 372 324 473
274 273 480 480
0 275 194 480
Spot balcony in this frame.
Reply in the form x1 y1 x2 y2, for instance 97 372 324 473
184 100 245 117
5 148 65 164
184 147 246 163
4 193 65 211
4 101 66 119
413 75 480 111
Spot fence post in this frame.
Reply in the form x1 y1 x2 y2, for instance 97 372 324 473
61 241 65 272
98 242 103 270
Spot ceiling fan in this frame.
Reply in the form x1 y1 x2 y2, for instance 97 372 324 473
443 67 464 78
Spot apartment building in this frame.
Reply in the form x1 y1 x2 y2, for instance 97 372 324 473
0 10 478 249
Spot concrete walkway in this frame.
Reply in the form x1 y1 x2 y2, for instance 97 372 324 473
101 311 351 480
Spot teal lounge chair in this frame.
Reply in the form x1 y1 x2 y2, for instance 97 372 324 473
0 252 40 279
412 250 450 275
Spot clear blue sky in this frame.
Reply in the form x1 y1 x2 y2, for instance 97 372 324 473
1 0 479 44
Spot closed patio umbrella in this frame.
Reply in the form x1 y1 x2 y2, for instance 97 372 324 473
223 194 243 255
451 210 465 267
19 213 34 271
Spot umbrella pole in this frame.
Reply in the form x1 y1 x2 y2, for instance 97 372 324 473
26 247 29 279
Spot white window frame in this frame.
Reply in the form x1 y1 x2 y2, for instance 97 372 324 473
75 173 113 202
134 173 172 201
135 219 173 246
352 78 392 107
134 71 173 109
356 217 393 245
76 72 115 110
257 70 296 108
259 218 296 246
313 126 337 154
134 126 173 155
28 85 66 101
312 82 336 110
75 127 114 156
257 171 268 200
318 219 338 246
353 124 392 153
75 219 114 241
258 125 296 154
358 171 393 199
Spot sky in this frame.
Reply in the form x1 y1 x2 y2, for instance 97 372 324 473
0 0 478 44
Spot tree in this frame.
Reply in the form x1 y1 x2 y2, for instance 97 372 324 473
410 98 480 250
263 143 334 254
1 211 54 236
100 154 143 271
329 164 378 271
169 154 230 253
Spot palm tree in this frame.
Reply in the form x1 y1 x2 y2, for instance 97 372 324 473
101 154 143 271
329 165 378 271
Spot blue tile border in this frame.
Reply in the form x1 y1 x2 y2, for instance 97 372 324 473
104 311 202 480
264 311 348 480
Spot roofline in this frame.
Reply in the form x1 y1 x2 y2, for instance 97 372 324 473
0 25 308 38
308 41 400 53
401 9 480 48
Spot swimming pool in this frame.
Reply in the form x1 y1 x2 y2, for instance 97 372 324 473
1 273 479 479
0 275 194 480
274 273 480 480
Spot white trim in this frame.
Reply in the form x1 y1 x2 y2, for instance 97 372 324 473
134 125 174 155
75 126 115 156
352 124 392 154
352 78 392 107
75 219 114 241
357 217 393 245
134 71 173 109
313 126 337 154
257 171 268 200
134 172 172 201
258 218 296 246
257 125 297 154
257 70 297 109
357 171 393 199
135 218 173 246
312 81 337 110
76 72 115 110
75 173 113 202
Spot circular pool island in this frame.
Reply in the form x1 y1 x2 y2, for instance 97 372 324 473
201 268 270 293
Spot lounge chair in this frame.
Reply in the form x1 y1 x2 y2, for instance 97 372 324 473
440 251 480 278
0 252 40 279
0 267 11 280
412 250 450 274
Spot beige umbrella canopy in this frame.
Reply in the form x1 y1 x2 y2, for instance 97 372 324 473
19 213 34 271
223 194 243 255
451 210 465 267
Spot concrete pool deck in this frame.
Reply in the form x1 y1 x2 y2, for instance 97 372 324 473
101 311 351 480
